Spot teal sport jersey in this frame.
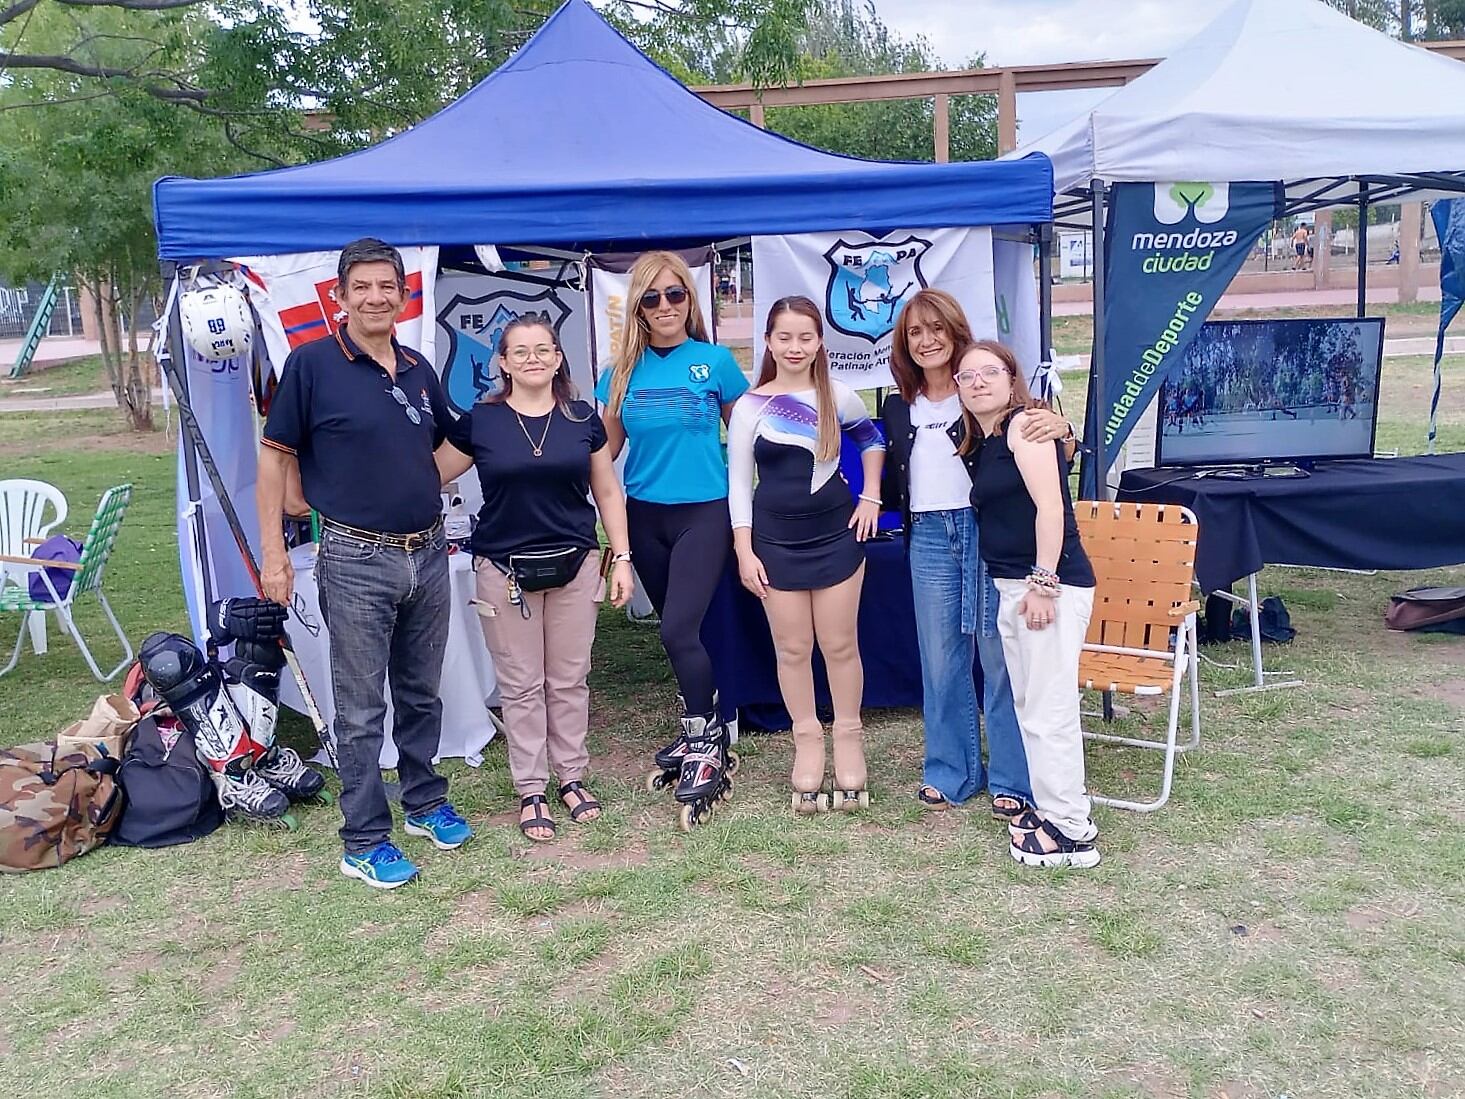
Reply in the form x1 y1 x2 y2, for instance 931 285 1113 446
595 339 750 504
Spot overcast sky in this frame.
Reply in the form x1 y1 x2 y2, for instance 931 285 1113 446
872 0 1223 143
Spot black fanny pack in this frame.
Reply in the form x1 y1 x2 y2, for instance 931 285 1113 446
491 546 591 593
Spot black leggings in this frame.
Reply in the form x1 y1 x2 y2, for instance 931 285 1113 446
626 496 730 716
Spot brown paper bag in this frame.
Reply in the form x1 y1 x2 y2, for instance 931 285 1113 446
55 694 138 763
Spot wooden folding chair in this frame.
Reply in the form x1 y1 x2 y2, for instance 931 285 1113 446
1075 501 1201 813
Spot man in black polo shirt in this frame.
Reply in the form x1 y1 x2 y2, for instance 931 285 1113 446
257 238 472 890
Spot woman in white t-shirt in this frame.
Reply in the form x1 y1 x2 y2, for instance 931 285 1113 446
880 289 1069 816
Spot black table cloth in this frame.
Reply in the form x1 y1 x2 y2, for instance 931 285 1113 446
701 534 982 731
1119 454 1465 594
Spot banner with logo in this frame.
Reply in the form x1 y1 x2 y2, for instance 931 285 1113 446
751 228 995 390
1430 199 1465 454
1086 181 1280 493
434 266 591 416
586 249 716 388
992 238 1047 395
234 247 439 377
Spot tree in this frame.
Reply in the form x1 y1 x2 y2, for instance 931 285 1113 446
0 6 245 428
757 1 997 163
1325 0 1465 38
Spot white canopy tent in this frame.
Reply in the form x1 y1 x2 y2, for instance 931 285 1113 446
1007 0 1465 481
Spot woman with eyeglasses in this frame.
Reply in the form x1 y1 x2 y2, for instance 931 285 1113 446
956 341 1097 869
436 316 634 842
728 296 885 814
596 251 749 830
883 289 1071 820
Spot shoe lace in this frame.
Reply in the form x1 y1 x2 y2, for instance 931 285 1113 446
423 804 466 828
365 842 406 866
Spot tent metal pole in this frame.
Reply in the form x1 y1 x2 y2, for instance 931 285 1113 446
1356 181 1370 318
162 261 217 619
1090 178 1109 499
1037 222 1054 401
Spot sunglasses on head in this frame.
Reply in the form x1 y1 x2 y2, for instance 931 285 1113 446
639 286 689 310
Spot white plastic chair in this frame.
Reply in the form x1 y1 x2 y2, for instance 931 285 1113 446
1 484 134 681
0 479 69 658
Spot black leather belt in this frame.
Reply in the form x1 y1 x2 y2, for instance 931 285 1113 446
321 516 443 551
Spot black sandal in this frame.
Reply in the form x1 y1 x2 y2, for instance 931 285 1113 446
917 785 950 810
518 794 556 841
1009 818 1101 869
558 781 602 823
991 795 1026 822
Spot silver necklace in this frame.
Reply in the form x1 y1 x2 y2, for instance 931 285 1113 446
514 406 554 457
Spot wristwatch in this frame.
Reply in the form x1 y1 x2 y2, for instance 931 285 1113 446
611 551 633 563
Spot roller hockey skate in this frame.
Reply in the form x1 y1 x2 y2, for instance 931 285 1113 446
646 696 738 795
827 719 870 812
225 660 330 806
137 630 301 829
789 721 828 815
673 714 734 831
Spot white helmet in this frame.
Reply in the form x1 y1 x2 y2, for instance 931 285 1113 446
179 283 253 362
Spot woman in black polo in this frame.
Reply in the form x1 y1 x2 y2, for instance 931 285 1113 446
436 317 634 842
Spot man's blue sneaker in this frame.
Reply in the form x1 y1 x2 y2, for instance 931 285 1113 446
339 842 419 890
404 803 473 850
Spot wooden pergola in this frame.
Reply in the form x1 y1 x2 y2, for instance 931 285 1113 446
696 41 1465 161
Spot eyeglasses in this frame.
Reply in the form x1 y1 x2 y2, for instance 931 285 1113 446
504 345 559 364
639 286 689 310
389 385 422 424
954 365 1008 385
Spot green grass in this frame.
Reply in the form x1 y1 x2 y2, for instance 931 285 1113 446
0 325 1462 1097
0 355 113 397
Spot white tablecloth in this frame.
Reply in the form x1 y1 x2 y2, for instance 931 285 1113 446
278 543 500 768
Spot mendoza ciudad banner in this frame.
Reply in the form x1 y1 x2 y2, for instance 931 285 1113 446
1086 180 1280 493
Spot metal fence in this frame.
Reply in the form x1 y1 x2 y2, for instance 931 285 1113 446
0 281 87 340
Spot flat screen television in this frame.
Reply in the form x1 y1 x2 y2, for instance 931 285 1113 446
1155 317 1384 467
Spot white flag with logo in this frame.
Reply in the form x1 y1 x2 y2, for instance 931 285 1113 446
751 228 995 390
992 238 1049 395
233 247 439 377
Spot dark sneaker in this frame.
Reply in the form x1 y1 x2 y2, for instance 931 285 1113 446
404 803 473 850
339 842 419 889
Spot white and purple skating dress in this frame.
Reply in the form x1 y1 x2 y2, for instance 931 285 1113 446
728 381 885 591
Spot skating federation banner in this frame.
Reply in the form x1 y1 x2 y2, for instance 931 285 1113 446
992 237 1046 395
434 267 592 416
1089 181 1279 493
752 228 995 390
233 247 439 377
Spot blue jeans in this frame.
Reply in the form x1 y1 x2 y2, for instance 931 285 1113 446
317 527 450 854
908 509 1032 805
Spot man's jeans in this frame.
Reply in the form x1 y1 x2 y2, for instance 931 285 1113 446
317 527 450 854
908 509 1032 805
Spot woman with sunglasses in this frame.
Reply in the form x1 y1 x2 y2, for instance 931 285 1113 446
436 317 634 842
883 289 1071 819
956 341 1098 869
728 297 885 814
596 251 749 829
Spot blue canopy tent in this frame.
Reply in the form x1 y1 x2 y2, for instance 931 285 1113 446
153 0 1052 257
151 0 1054 740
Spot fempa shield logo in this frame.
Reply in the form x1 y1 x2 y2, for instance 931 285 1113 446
823 235 931 342
1154 182 1230 225
438 288 571 414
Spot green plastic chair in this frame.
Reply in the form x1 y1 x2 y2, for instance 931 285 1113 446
0 484 134 681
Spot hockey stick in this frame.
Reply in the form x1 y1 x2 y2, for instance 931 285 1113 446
157 332 339 770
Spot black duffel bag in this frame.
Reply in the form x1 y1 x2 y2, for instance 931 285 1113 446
110 715 223 848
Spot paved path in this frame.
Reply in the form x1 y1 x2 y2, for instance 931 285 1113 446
0 388 164 413
0 336 102 368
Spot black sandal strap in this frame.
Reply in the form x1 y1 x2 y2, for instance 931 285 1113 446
558 781 601 822
518 794 556 836
917 785 948 807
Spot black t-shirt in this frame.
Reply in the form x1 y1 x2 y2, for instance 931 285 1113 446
445 399 607 561
970 411 1095 587
262 329 450 534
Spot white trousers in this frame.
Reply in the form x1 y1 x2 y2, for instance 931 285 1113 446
993 578 1096 841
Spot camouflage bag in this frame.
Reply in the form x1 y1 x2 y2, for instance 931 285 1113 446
0 742 123 873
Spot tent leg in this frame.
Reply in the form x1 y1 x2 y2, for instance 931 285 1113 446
1038 222 1054 399
162 263 217 624
1089 178 1110 500
1357 183 1369 317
